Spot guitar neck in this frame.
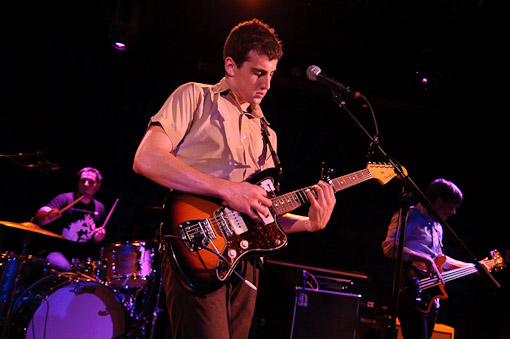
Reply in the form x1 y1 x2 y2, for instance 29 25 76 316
419 264 480 290
271 169 373 215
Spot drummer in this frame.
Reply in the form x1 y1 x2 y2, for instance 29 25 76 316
32 167 106 271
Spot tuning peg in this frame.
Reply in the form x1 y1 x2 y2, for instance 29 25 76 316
320 162 334 184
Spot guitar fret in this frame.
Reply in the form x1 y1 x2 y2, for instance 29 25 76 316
419 264 479 289
332 169 372 192
271 167 382 215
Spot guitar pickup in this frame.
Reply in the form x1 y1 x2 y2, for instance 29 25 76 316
222 208 249 235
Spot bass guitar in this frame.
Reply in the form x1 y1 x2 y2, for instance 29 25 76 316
162 163 402 293
404 250 505 313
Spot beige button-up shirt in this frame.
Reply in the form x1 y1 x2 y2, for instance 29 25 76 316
150 78 277 183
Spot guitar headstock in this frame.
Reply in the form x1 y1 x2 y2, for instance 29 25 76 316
486 250 506 272
367 162 408 185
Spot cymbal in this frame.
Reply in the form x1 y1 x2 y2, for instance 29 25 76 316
0 220 67 240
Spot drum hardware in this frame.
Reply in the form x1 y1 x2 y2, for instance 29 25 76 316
100 241 155 290
71 257 102 281
0 151 60 174
116 252 165 339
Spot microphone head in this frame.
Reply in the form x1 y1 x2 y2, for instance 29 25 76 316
306 65 322 81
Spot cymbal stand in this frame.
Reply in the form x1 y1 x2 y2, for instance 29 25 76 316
149 275 164 339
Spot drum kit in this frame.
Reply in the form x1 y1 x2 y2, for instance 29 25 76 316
0 220 164 339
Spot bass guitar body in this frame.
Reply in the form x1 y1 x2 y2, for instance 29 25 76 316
404 256 448 314
162 168 288 293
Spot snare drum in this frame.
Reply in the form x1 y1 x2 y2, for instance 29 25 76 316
11 272 126 339
100 241 154 289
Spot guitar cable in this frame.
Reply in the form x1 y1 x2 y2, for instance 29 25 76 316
201 247 257 291
161 234 257 291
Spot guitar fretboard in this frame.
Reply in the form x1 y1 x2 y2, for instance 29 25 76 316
271 169 373 215
419 260 494 290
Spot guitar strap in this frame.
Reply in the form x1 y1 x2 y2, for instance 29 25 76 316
260 119 282 175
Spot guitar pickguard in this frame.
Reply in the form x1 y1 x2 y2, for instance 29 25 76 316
162 168 288 293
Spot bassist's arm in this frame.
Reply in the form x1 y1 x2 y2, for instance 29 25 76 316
442 255 472 270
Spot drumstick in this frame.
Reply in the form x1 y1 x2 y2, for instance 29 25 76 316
100 198 119 229
92 199 119 236
59 195 84 213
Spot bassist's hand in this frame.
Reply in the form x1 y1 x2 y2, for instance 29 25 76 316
221 181 272 222
425 258 444 284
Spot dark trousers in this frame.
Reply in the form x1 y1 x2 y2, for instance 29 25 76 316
398 299 439 339
162 254 259 339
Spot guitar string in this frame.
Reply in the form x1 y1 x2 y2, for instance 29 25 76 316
188 168 379 242
184 166 385 236
420 266 476 287
207 172 375 222
419 265 481 289
272 170 373 214
420 268 477 289
164 223 257 290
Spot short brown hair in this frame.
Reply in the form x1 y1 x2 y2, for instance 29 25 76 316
425 178 463 205
223 19 283 66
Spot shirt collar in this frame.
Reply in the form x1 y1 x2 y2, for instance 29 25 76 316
417 203 436 225
213 77 268 123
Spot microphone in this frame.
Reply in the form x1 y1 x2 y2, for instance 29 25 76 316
306 65 363 100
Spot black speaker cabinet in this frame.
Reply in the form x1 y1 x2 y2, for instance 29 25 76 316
290 287 361 339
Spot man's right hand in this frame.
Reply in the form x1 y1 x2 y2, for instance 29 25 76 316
424 258 444 284
33 207 62 226
221 181 272 222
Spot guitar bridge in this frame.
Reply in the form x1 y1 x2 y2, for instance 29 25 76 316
178 219 216 252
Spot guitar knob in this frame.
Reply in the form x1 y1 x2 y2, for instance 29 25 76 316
228 249 237 258
240 240 249 250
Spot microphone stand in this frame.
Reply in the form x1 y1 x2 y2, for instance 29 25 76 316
328 90 500 338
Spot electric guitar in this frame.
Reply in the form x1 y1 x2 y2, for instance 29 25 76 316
162 163 402 293
404 250 505 313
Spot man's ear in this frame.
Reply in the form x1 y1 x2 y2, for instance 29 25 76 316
224 57 236 77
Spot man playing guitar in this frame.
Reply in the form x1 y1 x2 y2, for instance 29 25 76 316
133 19 336 339
382 178 473 339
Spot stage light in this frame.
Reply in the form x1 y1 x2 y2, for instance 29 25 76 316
108 21 136 51
112 41 127 51
400 49 451 97
107 0 143 52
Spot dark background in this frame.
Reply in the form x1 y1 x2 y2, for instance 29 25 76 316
1 0 509 338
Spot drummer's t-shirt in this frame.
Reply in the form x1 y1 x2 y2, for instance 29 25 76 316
44 192 105 242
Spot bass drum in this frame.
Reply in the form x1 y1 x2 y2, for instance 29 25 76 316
11 272 126 339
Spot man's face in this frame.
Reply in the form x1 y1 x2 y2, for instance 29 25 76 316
432 197 459 220
226 50 278 106
78 171 100 196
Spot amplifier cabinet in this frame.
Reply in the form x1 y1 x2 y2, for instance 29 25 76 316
290 287 361 339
